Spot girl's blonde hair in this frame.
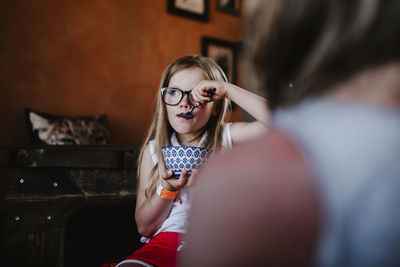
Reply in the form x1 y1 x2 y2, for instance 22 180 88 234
137 55 231 198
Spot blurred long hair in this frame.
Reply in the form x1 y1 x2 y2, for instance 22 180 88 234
245 0 400 110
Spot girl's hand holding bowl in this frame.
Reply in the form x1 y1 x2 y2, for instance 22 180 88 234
161 169 190 191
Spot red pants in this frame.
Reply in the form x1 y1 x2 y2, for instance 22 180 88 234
118 232 183 267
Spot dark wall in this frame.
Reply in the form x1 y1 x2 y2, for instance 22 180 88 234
0 0 244 146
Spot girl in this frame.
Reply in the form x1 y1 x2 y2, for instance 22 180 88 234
116 55 269 267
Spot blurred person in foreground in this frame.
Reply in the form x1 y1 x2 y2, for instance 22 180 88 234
181 0 400 266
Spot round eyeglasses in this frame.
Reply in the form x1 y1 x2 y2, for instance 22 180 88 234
161 87 196 106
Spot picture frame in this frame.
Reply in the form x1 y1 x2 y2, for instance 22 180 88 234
201 36 240 84
167 0 209 22
217 0 241 16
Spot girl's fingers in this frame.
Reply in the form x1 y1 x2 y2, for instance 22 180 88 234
185 170 198 188
193 82 215 98
162 169 174 179
192 89 215 107
176 170 189 188
193 90 208 102
163 170 189 190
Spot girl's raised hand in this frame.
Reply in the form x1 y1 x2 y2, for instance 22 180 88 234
191 80 228 107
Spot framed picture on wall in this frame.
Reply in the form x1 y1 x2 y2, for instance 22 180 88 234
167 0 209 22
201 36 240 84
217 0 241 16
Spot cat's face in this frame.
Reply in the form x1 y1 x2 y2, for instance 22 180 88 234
29 112 56 141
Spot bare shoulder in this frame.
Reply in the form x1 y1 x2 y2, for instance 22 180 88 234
229 121 267 145
182 131 320 267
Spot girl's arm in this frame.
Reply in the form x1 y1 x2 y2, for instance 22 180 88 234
135 144 188 237
191 80 270 145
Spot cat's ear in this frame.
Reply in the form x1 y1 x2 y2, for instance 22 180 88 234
29 112 54 143
29 112 50 130
29 112 57 141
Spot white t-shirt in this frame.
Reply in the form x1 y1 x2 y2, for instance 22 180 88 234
273 99 400 266
141 123 232 243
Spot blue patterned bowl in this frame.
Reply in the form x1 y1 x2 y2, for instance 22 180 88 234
161 146 213 178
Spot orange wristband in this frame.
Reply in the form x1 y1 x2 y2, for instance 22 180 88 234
160 188 180 200
157 184 180 200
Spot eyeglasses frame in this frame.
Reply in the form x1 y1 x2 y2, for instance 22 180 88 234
160 87 196 107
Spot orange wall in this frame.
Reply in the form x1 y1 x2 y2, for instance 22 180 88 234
0 0 244 145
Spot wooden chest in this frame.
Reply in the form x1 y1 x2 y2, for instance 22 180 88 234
0 145 140 267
